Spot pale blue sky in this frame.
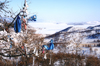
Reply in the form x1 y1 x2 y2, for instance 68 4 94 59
7 0 100 23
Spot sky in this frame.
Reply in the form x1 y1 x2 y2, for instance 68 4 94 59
3 0 100 23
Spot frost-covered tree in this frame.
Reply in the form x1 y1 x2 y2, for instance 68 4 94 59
64 32 86 55
0 0 9 13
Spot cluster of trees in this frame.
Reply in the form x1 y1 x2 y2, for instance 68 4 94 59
1 52 100 66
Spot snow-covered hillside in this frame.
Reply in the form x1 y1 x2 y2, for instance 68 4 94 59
1 21 100 61
28 22 100 46
28 22 94 35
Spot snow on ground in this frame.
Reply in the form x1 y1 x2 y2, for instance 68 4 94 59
81 47 100 57
28 22 94 34
53 45 100 57
54 61 61 66
28 22 100 57
28 22 68 34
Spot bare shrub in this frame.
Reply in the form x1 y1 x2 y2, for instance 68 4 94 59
0 60 4 66
86 56 100 66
